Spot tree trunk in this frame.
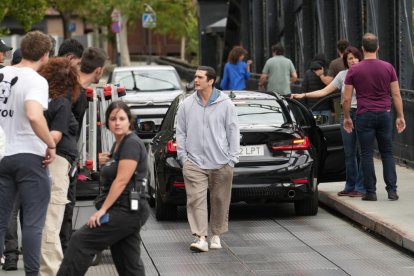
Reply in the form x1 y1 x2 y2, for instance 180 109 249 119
180 36 186 61
119 15 130 66
61 12 72 40
101 27 108 53
92 24 100 48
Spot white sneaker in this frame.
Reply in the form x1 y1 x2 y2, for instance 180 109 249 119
190 237 208 252
210 235 222 249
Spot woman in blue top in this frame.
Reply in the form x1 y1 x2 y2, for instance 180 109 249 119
220 46 252 90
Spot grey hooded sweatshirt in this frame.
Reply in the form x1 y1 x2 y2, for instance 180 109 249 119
176 88 240 169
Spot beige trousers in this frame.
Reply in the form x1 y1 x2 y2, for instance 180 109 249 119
40 155 70 276
183 161 233 237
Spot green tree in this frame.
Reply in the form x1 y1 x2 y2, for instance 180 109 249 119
141 0 198 62
0 0 48 34
57 0 198 64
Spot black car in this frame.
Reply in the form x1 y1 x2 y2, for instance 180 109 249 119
146 90 345 220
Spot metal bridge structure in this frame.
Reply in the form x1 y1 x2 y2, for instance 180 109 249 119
197 0 414 167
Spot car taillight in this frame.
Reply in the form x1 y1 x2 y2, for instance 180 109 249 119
166 140 177 154
292 178 308 184
172 181 185 187
272 136 310 151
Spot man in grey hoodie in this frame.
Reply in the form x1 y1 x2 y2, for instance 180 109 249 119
176 66 240 252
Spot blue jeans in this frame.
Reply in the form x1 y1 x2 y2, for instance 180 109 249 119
340 110 365 193
355 111 397 194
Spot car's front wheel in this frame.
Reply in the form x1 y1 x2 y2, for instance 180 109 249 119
155 181 177 220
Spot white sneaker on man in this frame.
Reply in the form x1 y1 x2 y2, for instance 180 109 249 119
190 237 208 252
210 235 222 249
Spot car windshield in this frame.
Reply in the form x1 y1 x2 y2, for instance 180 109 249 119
114 70 181 92
233 100 286 126
172 99 286 129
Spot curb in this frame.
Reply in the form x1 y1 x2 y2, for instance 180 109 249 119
318 191 414 253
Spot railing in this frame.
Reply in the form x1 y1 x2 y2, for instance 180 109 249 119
394 89 414 168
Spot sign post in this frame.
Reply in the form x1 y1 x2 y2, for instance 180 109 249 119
142 4 156 65
111 8 122 66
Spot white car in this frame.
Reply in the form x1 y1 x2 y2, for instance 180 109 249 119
109 65 184 141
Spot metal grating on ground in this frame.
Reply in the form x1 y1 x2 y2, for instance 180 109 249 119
85 248 159 276
150 262 253 276
70 201 414 276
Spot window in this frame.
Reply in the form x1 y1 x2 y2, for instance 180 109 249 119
233 100 286 126
114 70 181 92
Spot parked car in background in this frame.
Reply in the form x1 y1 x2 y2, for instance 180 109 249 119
146 90 345 220
108 65 184 142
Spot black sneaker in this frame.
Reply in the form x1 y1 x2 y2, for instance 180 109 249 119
362 193 377 201
388 191 399 201
2 257 18 271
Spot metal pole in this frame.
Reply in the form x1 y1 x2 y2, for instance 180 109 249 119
144 3 156 65
116 31 121 66
148 29 152 65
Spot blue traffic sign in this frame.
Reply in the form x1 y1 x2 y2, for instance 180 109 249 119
142 12 156 28
68 22 76 32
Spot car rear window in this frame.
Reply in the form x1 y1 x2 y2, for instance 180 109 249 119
114 70 181 92
233 99 286 126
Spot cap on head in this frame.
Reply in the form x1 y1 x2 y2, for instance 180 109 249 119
310 61 322 70
0 39 12 52
11 49 22 65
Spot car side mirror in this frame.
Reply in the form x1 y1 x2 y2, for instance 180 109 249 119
137 121 156 132
186 81 194 92
313 114 330 125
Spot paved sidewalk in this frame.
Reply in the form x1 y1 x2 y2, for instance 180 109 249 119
319 158 414 253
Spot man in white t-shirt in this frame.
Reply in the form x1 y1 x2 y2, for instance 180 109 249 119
0 31 56 276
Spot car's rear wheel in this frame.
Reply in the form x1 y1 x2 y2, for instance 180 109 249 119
294 165 319 216
294 187 318 216
155 180 177 220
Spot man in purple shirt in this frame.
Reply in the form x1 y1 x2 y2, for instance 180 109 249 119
343 33 406 201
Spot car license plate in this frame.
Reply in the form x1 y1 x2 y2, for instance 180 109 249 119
239 145 264 157
136 117 163 125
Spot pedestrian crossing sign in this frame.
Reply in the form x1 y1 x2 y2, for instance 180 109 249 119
142 12 156 29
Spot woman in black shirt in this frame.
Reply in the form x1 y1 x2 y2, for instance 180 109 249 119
58 101 149 276
39 57 80 275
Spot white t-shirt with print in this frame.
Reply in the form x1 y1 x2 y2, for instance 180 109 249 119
0 66 49 156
